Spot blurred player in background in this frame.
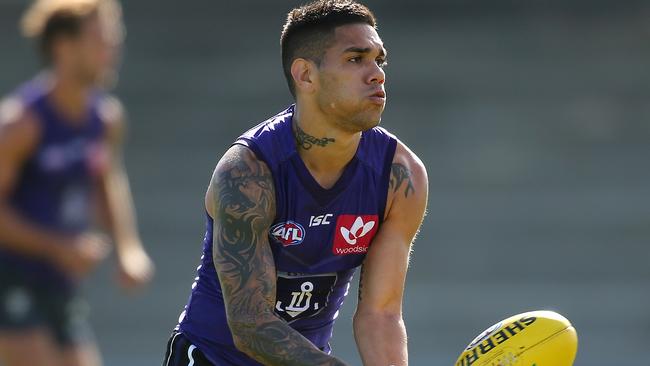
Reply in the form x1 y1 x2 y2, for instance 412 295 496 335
0 0 154 365
164 1 427 365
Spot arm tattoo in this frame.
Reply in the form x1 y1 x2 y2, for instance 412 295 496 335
245 321 348 365
389 163 415 198
212 146 348 366
294 122 335 150
213 152 275 308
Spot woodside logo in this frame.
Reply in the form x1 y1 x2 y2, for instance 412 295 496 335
332 215 379 256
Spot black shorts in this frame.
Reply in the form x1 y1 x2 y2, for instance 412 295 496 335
163 331 214 366
0 268 93 347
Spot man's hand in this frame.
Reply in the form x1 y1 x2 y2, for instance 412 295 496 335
51 232 111 281
115 242 155 290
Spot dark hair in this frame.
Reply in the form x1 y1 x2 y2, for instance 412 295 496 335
40 11 89 64
280 0 376 97
21 0 123 65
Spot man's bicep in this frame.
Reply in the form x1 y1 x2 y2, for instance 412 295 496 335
99 95 126 149
386 151 428 241
210 145 277 322
0 102 39 200
97 95 126 181
357 148 428 313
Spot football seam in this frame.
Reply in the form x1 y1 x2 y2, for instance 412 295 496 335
517 325 575 357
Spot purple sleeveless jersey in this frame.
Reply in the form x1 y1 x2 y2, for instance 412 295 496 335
177 105 397 365
0 77 106 289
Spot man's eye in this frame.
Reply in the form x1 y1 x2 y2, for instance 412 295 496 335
376 59 388 68
348 56 362 63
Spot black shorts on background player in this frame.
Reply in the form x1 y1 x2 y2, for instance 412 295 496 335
163 331 214 366
0 266 93 347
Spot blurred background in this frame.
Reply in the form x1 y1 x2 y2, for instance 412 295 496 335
2 0 650 365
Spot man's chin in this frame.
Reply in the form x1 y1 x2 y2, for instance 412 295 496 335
330 105 383 132
363 110 383 129
349 115 381 133
364 117 381 130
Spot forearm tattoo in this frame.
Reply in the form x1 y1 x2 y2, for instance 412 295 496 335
212 146 348 366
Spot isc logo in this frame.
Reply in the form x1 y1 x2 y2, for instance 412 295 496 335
309 214 333 227
270 221 305 247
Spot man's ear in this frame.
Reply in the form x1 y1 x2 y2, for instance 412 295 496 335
291 58 317 95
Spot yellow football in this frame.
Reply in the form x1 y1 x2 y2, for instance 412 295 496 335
455 310 578 366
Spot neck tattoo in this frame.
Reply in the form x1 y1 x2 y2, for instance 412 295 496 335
294 123 335 150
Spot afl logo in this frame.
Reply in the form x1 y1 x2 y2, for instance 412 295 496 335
270 221 305 247
466 321 502 350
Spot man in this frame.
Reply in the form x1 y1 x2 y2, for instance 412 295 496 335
164 1 427 365
0 1 154 365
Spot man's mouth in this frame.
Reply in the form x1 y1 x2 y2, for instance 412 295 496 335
368 90 386 104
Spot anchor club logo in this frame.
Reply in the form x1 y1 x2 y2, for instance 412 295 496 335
274 274 337 323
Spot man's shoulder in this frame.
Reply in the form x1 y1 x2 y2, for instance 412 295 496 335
234 105 296 169
0 95 41 139
237 105 294 141
204 104 292 215
392 139 425 175
0 96 42 164
205 143 274 218
384 139 427 216
97 94 124 124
